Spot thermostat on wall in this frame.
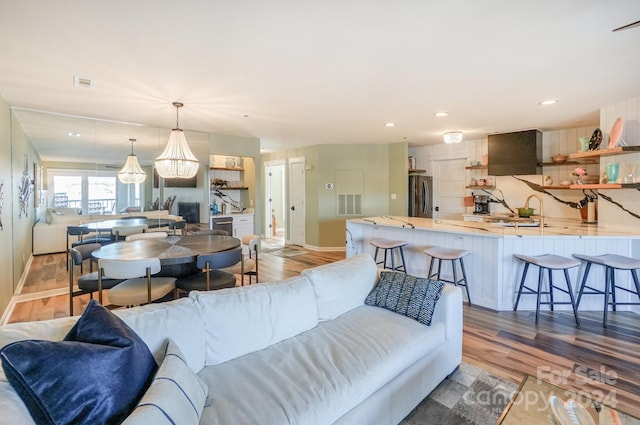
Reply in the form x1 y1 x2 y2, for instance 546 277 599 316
326 183 334 189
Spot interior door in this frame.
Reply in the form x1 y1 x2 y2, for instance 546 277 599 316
289 158 306 246
264 160 285 241
433 159 466 219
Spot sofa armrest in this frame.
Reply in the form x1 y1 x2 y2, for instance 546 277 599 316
430 285 462 365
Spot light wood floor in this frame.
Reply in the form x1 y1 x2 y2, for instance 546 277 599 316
8 234 640 418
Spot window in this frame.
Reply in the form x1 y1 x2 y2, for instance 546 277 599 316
48 170 119 214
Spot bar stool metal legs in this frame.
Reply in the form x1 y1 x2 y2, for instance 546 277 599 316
424 247 471 305
513 254 580 326
370 238 408 273
573 254 640 327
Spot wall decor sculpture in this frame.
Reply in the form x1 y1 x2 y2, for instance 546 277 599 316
18 155 33 218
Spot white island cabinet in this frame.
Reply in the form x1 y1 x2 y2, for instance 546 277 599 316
347 216 640 312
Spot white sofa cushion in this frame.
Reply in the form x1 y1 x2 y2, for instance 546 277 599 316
197 305 445 425
123 339 209 425
0 298 205 374
190 275 318 366
302 253 378 321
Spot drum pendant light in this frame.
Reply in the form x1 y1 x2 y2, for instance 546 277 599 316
155 102 199 179
118 138 147 184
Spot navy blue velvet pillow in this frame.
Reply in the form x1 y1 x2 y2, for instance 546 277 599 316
365 271 445 326
0 300 157 425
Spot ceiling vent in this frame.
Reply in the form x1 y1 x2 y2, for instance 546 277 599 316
73 75 95 89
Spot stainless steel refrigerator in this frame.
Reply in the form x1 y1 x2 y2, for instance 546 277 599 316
408 175 433 218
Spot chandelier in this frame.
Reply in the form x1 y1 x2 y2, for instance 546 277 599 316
118 138 146 184
155 102 199 179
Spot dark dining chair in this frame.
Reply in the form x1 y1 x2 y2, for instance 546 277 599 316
175 247 242 294
66 225 113 270
68 245 123 316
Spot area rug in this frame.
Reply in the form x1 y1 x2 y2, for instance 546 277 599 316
400 362 518 425
265 247 309 258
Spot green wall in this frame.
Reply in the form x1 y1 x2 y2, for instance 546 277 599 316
0 97 13 315
262 142 407 249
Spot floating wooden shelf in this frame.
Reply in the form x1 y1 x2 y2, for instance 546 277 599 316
569 146 640 161
466 185 496 189
541 185 572 189
409 168 427 174
465 165 488 170
568 183 622 189
210 167 245 171
539 160 596 167
210 187 248 191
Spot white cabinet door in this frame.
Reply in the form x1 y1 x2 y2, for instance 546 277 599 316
233 215 254 239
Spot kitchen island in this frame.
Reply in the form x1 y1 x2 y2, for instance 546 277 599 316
346 216 640 312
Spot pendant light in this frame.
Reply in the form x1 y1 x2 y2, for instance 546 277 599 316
118 138 147 184
155 102 199 179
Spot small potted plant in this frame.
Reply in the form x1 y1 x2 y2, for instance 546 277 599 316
571 167 587 184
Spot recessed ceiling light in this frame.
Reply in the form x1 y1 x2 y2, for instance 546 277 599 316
68 132 80 137
385 122 395 127
539 99 558 105
435 112 449 117
73 75 95 89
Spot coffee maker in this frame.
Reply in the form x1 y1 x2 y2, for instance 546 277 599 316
473 194 490 215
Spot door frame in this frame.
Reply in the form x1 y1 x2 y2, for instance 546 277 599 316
288 157 306 246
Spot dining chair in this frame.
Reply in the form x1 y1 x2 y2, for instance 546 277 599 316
175 247 242 294
112 224 148 241
99 258 176 307
195 229 228 236
69 245 123 316
125 231 168 241
66 225 113 270
168 220 186 235
220 234 260 285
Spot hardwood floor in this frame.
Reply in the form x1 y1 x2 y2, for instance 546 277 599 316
7 233 640 418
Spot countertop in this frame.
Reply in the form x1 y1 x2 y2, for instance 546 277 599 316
209 213 254 219
348 216 638 238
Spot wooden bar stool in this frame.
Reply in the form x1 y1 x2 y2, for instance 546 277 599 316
369 238 408 272
573 253 640 327
513 254 580 326
424 246 471 305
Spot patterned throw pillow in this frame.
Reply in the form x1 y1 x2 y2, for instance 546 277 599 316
365 271 445 326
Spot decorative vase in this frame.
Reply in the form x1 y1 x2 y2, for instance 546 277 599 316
605 163 619 183
225 157 236 168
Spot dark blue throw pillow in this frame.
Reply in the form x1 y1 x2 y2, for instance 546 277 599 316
0 300 157 425
365 271 445 326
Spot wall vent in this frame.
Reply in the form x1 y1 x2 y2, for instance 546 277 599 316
338 194 362 216
73 75 95 89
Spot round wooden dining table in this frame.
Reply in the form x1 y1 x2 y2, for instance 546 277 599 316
91 234 241 276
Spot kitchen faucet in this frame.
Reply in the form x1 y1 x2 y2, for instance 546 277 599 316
524 194 544 227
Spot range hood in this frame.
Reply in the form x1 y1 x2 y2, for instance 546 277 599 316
488 129 541 176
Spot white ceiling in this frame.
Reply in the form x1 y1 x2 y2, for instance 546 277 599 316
1 1 639 165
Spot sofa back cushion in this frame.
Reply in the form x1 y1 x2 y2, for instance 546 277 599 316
190 275 318 366
0 298 206 375
302 254 378 321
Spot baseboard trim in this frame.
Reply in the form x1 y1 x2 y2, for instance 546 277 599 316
303 244 346 252
1 254 35 325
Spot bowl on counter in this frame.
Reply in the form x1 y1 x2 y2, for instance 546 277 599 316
469 160 481 167
517 207 535 218
550 154 568 164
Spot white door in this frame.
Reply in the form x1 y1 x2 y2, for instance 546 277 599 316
433 159 467 219
264 160 286 240
289 158 306 246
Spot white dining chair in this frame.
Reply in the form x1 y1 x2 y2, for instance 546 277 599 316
220 234 260 285
99 258 175 307
112 224 148 241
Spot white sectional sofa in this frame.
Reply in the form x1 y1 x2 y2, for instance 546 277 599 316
32 208 183 255
0 254 463 425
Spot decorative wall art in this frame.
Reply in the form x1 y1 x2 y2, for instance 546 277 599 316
18 155 33 218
